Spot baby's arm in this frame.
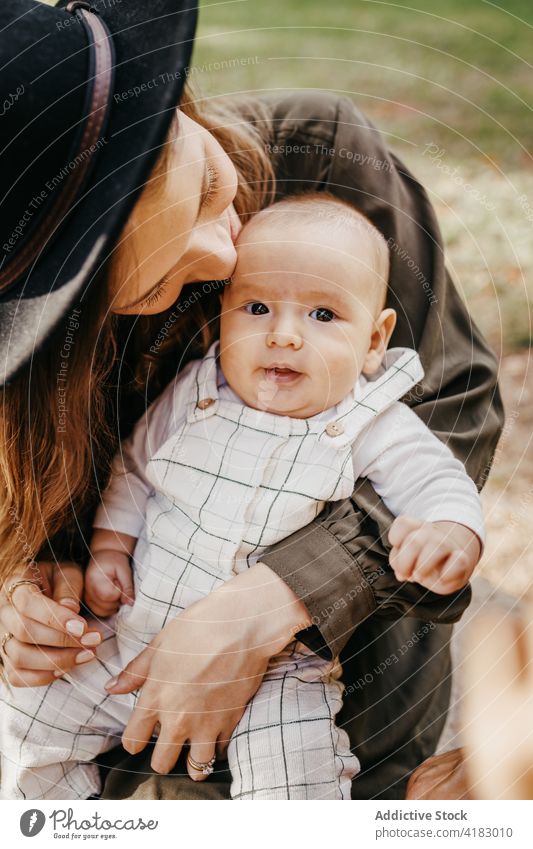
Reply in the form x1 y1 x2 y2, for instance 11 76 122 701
85 528 137 617
85 360 196 616
354 402 485 595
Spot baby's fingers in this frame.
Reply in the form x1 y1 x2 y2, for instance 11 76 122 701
114 560 135 607
390 531 426 581
83 589 120 618
429 551 472 595
388 516 424 549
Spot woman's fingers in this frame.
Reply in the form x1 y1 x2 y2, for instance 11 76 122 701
187 739 217 782
104 646 152 693
9 582 87 637
1 663 58 689
1 635 96 673
122 704 159 755
51 562 84 612
0 603 101 650
150 730 186 775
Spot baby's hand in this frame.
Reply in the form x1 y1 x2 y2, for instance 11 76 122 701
84 551 135 618
388 517 481 595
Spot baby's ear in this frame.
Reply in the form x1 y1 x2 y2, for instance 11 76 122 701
362 308 397 375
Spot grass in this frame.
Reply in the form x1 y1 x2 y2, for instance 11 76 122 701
194 0 533 171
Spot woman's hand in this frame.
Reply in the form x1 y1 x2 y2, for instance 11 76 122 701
0 561 103 687
104 561 312 781
405 749 473 800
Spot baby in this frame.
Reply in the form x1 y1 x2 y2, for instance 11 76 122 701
0 193 483 801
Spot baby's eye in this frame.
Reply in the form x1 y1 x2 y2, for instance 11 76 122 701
244 302 269 315
310 307 335 322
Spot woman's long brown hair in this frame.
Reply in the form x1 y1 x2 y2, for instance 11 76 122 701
0 83 276 584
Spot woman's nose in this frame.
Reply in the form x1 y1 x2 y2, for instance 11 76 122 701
184 226 237 284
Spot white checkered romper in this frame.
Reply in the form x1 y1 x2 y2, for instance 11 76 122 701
0 340 484 800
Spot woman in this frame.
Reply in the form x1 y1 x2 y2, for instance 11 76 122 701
0 0 503 799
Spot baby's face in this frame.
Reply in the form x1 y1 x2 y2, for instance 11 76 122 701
219 219 393 418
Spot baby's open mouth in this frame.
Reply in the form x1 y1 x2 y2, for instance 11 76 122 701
264 367 302 385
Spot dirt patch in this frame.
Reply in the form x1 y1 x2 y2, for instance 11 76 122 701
479 350 533 599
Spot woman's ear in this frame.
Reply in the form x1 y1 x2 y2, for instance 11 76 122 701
362 308 397 375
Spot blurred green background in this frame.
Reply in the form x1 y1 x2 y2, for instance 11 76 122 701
191 0 532 353
42 0 532 351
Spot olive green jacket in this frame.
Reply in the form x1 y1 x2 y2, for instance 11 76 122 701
98 91 503 800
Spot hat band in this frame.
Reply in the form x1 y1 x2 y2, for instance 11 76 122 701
0 2 115 295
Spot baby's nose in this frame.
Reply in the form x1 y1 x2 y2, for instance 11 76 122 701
266 329 302 348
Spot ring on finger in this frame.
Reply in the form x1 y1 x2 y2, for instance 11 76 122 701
0 632 14 658
5 578 43 606
187 753 216 776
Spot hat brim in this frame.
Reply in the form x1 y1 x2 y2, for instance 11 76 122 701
0 0 198 385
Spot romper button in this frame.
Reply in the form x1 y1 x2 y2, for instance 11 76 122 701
197 398 214 410
325 421 344 437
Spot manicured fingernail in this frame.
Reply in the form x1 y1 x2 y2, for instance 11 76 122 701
66 620 85 637
75 650 95 664
54 670 64 678
104 676 118 690
80 632 101 647
58 597 79 611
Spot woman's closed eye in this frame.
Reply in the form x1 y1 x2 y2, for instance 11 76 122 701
139 274 172 308
202 164 220 210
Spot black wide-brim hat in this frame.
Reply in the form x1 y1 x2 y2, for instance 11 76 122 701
0 0 198 385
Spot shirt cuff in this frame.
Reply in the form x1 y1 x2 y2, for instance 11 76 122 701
261 521 377 660
92 503 143 540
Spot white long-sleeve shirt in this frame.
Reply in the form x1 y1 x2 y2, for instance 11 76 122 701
93 341 484 648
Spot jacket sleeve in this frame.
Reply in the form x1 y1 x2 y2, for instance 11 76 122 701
254 91 504 659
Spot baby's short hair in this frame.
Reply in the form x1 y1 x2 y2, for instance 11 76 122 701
243 191 390 306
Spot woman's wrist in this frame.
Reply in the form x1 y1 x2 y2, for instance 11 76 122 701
214 561 313 659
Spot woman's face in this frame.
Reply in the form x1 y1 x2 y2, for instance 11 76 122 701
109 111 243 314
